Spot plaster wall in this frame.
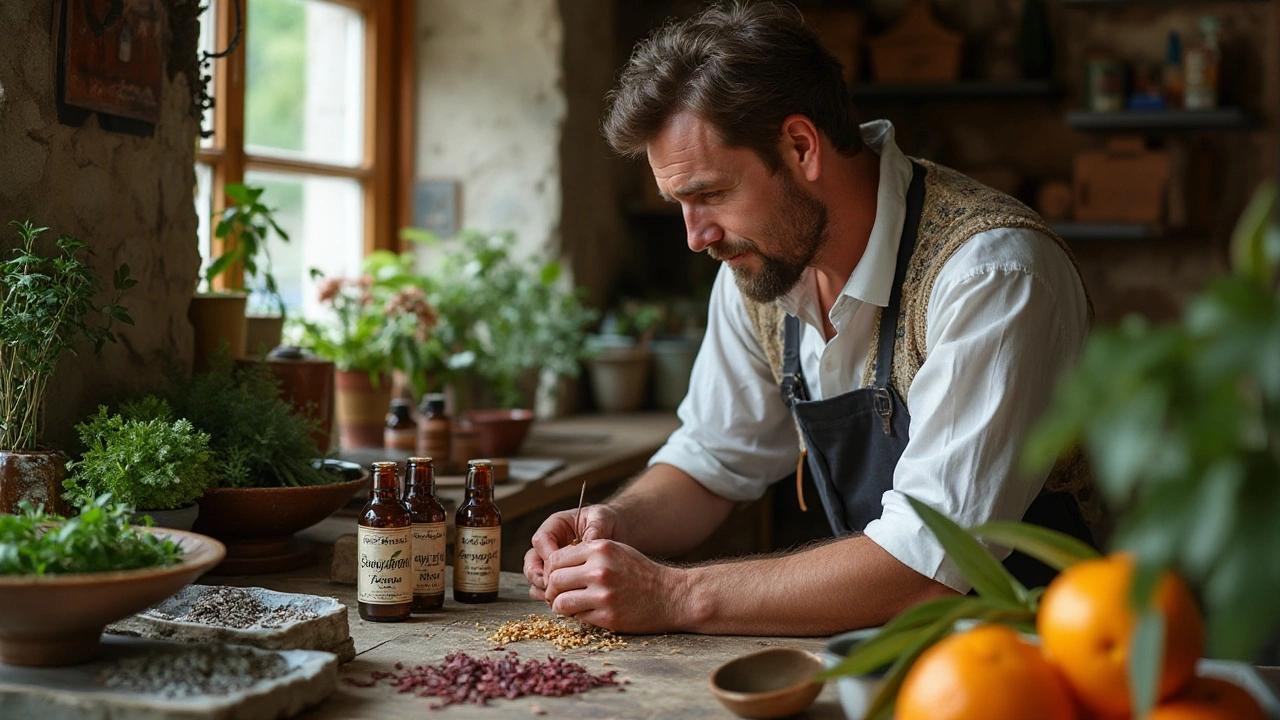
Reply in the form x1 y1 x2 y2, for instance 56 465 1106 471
0 2 200 450
411 0 566 265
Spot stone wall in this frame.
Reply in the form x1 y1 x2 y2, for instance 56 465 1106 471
0 2 200 450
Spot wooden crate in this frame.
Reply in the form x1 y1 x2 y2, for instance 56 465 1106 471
867 0 962 84
1072 137 1171 225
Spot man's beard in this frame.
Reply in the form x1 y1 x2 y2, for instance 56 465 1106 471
710 174 829 303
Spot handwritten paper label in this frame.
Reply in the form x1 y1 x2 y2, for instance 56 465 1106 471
412 522 447 595
358 526 412 604
454 526 501 593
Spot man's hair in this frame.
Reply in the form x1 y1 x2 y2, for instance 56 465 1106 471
602 1 863 173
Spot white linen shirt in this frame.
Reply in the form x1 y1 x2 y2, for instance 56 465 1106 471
647 120 1091 592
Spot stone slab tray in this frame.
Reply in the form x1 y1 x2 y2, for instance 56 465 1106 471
107 585 355 663
0 635 336 720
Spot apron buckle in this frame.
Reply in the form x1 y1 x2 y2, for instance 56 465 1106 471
875 388 893 435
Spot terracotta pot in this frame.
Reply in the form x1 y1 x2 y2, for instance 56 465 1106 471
192 461 368 575
0 449 71 517
0 527 224 666
258 347 336 454
587 347 652 413
188 293 247 371
244 313 285 358
334 370 392 449
464 409 535 458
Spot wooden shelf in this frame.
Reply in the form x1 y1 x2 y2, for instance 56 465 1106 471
1050 222 1154 241
851 80 1055 101
1065 0 1266 5
1065 107 1248 131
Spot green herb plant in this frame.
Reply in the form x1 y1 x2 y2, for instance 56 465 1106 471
396 228 598 408
293 271 394 376
163 349 333 488
62 400 214 512
819 496 1101 720
0 495 184 576
204 183 289 314
0 221 134 451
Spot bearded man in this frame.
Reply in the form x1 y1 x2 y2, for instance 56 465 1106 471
524 1 1098 635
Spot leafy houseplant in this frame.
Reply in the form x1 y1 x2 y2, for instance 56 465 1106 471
397 228 599 410
1024 180 1280 663
0 220 133 516
294 273 395 377
62 400 214 516
0 495 184 576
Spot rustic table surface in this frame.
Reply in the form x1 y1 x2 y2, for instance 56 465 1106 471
216 565 847 720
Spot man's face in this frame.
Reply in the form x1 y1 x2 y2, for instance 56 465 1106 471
648 112 829 303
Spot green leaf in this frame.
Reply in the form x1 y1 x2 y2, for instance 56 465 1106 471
906 495 1027 606
399 227 440 245
1128 606 1165 719
967 521 1101 572
1229 180 1278 285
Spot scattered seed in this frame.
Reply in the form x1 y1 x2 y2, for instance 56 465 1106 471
144 586 319 629
487 614 628 652
343 651 621 708
97 645 289 698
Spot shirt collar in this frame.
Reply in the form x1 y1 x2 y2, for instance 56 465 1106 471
777 119 913 316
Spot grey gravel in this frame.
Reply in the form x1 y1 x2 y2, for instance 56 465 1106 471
96 645 291 698
145 586 319 629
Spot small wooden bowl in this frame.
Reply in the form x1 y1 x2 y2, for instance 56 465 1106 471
709 647 825 719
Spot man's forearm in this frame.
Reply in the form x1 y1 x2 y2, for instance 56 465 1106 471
673 535 957 636
605 463 735 557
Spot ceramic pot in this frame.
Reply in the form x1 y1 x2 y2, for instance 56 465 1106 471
244 313 285 358
587 347 651 413
260 347 336 453
334 370 392 449
650 335 702 411
189 293 248 371
132 502 200 531
464 409 535 458
0 449 71 516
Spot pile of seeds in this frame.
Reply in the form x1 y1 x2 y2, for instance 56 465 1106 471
98 646 290 698
487 614 628 652
145 586 319 629
343 651 622 708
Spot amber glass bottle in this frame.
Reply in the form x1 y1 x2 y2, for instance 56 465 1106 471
416 394 451 468
358 461 412 622
403 457 447 612
453 459 502 603
384 399 417 451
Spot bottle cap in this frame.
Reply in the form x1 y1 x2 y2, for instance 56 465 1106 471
372 461 398 470
468 459 493 467
408 456 434 464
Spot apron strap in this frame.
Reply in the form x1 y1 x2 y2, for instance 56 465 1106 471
873 161 927 388
780 314 808 408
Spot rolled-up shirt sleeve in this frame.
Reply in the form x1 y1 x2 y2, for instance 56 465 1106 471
862 230 1090 592
648 266 801 502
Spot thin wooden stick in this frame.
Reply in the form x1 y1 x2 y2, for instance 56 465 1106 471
572 479 587 545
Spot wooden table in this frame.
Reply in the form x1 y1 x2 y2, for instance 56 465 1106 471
219 564 846 720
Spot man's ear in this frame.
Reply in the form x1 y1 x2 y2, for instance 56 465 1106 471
779 114 821 182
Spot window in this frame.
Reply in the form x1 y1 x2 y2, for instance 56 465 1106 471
197 0 413 317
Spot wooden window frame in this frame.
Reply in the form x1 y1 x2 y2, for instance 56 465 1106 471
197 0 415 291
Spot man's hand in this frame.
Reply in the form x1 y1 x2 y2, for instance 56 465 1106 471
524 504 619 600
542 539 692 634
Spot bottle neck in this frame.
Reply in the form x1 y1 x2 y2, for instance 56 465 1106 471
464 467 494 501
406 465 435 495
372 468 400 498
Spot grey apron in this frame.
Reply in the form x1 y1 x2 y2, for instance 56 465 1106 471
780 161 1093 589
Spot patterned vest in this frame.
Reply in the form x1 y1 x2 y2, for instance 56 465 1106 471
742 159 1104 533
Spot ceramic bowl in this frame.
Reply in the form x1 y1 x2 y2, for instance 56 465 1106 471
822 628 888 719
709 647 826 719
0 527 225 667
464 409 534 458
191 459 368 575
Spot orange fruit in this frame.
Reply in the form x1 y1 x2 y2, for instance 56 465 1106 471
896 624 1076 720
1037 554 1204 717
1147 676 1266 720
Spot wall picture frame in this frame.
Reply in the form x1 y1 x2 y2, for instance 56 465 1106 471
57 0 164 136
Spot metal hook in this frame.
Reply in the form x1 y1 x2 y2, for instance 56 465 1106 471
201 0 243 62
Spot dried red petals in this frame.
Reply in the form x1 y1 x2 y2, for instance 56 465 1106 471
343 651 620 708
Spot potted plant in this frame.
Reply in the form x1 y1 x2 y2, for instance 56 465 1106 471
397 228 598 455
293 272 397 448
190 183 290 367
0 220 133 516
62 398 214 530
586 299 664 413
